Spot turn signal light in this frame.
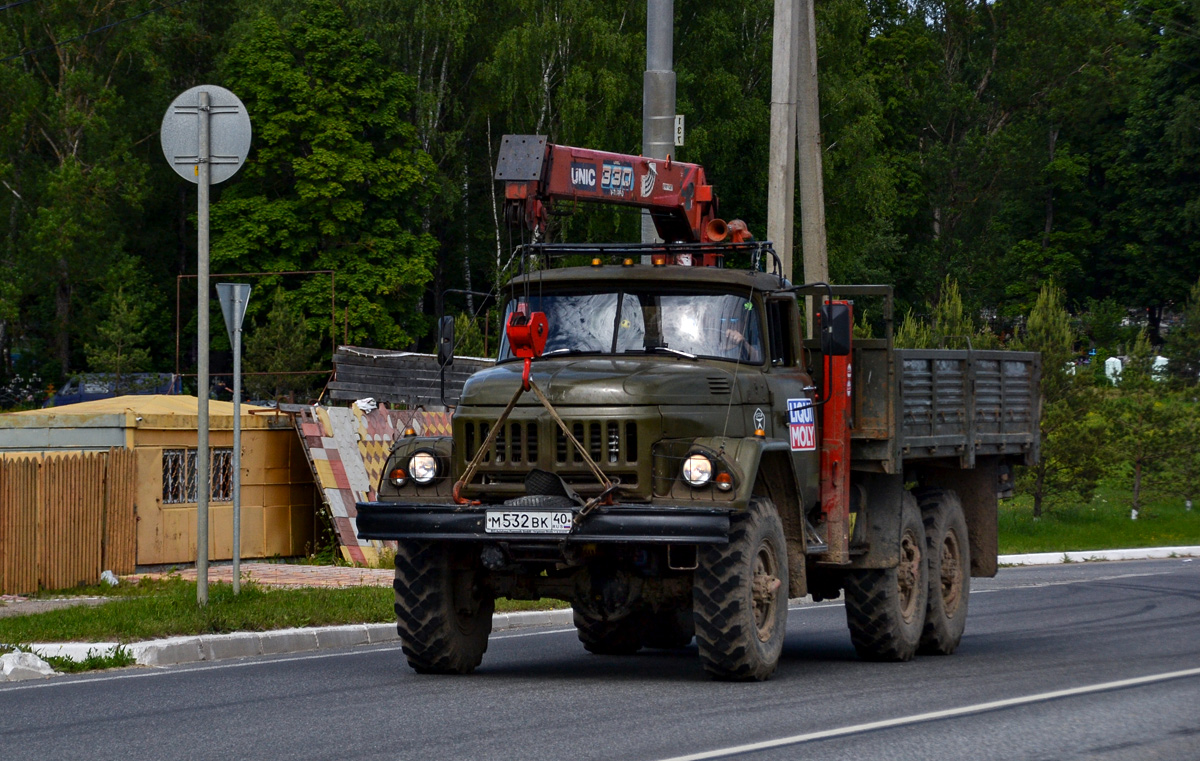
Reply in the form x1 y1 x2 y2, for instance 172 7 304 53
389 468 407 487
651 254 669 267
623 258 634 267
715 472 733 491
591 258 602 267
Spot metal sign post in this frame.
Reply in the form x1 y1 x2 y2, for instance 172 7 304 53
162 85 251 606
217 283 252 595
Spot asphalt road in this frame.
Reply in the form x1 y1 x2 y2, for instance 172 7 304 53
1 559 1197 761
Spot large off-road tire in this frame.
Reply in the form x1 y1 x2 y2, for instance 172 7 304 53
572 607 643 655
693 497 789 681
393 542 494 674
640 606 695 650
843 492 928 662
915 488 970 655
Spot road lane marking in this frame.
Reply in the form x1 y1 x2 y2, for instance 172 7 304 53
972 571 1171 593
653 666 1200 761
0 627 581 693
0 568 1184 694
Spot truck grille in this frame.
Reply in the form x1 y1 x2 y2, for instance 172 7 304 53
463 418 639 467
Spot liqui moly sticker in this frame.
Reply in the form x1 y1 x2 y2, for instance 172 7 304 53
787 398 816 451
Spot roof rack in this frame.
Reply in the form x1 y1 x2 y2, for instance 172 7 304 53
515 241 783 278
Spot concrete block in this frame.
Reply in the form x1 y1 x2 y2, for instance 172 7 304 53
132 637 203 667
199 632 262 661
1 652 57 681
365 623 399 644
260 628 319 655
29 643 119 663
314 625 370 650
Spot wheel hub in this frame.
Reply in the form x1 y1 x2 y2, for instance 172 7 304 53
897 528 922 623
751 542 781 642
940 531 963 617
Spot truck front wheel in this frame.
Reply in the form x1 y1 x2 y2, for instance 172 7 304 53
843 492 928 661
393 542 494 674
916 488 970 655
693 497 789 681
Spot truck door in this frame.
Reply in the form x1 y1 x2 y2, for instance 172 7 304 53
763 296 820 513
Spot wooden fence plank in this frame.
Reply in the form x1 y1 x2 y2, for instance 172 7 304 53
0 458 40 595
103 447 137 574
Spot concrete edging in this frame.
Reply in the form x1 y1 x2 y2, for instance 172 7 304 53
28 609 576 669
997 545 1200 566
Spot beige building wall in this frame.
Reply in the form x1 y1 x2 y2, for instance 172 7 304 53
134 426 317 565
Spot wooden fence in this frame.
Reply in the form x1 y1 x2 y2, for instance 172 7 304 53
0 448 137 595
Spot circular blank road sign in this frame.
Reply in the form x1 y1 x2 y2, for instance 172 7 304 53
161 84 252 185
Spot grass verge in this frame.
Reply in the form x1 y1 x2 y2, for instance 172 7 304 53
0 576 566 651
999 483 1200 555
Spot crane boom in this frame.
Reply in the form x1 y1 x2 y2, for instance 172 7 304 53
494 135 721 243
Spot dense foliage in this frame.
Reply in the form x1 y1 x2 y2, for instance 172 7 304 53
2 0 1199 401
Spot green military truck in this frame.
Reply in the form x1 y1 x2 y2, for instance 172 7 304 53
356 138 1040 681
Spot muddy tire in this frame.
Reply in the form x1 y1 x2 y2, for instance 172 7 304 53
393 542 494 674
915 488 970 655
693 497 789 681
843 492 928 662
641 606 695 649
572 607 643 655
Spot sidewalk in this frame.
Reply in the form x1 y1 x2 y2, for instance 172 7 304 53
128 562 395 589
5 546 1199 680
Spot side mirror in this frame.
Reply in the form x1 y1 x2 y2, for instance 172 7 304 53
437 316 455 367
819 303 852 357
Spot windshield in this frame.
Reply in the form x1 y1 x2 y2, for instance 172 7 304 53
499 289 763 364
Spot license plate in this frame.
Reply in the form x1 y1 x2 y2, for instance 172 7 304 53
484 510 573 534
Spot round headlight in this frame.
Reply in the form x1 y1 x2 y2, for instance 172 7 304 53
681 454 713 487
409 451 439 484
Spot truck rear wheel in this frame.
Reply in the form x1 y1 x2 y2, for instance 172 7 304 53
393 542 494 674
916 488 970 655
843 492 927 661
641 606 695 649
693 497 788 681
572 608 642 655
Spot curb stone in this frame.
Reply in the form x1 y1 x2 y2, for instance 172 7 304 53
997 546 1200 566
18 547 1200 672
25 609 575 670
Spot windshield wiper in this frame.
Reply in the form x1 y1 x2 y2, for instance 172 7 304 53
648 346 697 360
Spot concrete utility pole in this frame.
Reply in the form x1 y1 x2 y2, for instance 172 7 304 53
796 0 828 289
767 0 800 280
642 0 676 244
196 90 211 607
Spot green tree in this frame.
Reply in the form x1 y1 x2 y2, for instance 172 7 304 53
1016 282 1107 515
244 290 322 401
1165 277 1200 386
212 0 438 350
84 287 151 384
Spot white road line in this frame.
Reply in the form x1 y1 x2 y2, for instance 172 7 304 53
971 571 1171 593
653 666 1200 761
0 626 580 693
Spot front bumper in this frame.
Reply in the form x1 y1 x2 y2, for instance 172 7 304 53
355 502 731 545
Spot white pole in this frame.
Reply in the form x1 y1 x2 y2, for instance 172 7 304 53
232 296 242 595
197 90 211 607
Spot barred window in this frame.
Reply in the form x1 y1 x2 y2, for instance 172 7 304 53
162 448 235 504
211 449 233 502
